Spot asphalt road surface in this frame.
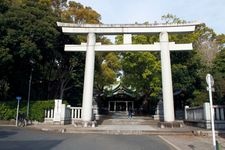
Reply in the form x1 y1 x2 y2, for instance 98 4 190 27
0 126 174 150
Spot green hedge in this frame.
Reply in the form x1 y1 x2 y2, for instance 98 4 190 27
0 101 17 120
0 100 54 122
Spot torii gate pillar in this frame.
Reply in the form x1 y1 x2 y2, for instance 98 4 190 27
82 33 96 125
160 32 174 122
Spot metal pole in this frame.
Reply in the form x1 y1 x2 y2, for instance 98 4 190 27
27 68 33 118
208 77 216 150
16 99 20 127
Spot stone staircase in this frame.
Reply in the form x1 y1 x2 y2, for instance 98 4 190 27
30 112 198 135
89 112 193 135
100 117 158 126
99 112 158 126
101 118 158 125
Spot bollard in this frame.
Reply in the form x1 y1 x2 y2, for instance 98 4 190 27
216 141 221 150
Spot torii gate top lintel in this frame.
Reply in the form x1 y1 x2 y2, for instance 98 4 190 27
57 22 201 34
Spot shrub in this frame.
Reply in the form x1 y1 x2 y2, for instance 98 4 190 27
0 102 16 120
29 100 54 122
0 100 54 122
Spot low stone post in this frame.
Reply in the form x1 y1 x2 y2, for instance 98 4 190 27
153 99 164 120
53 99 62 124
60 103 66 124
204 102 211 121
203 102 211 129
184 106 189 120
53 99 70 125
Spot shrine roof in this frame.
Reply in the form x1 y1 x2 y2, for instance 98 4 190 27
104 83 136 98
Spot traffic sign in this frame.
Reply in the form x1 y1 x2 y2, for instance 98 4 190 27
206 87 215 92
16 96 22 101
206 74 214 87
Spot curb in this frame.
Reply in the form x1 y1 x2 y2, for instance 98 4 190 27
28 125 225 136
33 127 194 136
0 124 16 127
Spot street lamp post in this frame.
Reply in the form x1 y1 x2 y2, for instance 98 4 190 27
27 60 34 118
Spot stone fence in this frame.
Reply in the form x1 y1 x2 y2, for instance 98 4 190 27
185 102 225 129
44 99 98 125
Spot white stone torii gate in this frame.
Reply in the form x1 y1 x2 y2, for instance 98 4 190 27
57 22 199 125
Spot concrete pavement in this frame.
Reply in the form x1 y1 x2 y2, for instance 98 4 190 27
26 123 225 150
0 126 175 150
1 118 225 150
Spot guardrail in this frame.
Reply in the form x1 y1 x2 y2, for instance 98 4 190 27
70 107 82 123
44 109 54 123
45 109 54 119
185 103 225 129
214 105 225 121
186 106 204 121
44 106 83 124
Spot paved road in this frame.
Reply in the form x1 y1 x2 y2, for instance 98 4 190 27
0 126 174 150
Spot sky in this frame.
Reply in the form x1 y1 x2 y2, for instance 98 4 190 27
71 0 225 34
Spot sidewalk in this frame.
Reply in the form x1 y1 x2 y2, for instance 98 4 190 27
28 123 225 150
160 135 225 150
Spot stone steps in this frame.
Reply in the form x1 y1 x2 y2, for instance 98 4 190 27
99 113 158 126
29 122 201 136
100 118 158 125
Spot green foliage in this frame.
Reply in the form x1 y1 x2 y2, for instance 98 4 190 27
0 0 61 99
191 90 208 106
0 100 54 121
95 52 121 91
133 34 159 44
0 101 16 120
122 52 161 98
213 49 225 73
115 19 208 107
172 64 194 90
161 14 187 24
0 0 102 101
160 14 217 106
0 79 10 99
115 32 161 100
29 100 54 121
212 48 225 104
0 0 10 13
61 1 101 24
